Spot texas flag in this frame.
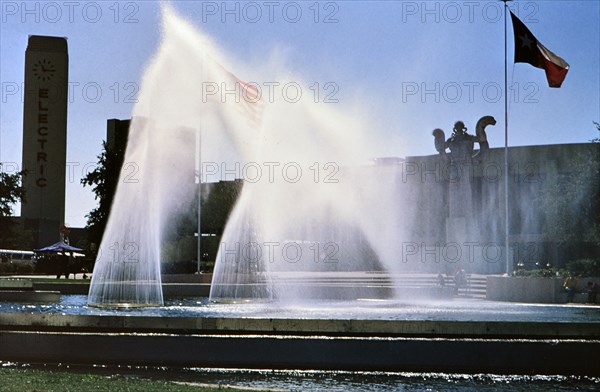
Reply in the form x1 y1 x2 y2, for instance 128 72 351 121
510 11 570 88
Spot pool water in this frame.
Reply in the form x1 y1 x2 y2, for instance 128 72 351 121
2 295 599 323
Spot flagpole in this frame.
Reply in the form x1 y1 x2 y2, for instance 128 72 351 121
503 0 511 275
197 51 205 275
197 128 202 274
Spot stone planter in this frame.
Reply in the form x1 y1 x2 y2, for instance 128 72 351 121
486 276 600 304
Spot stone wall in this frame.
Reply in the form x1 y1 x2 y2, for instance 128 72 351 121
487 276 600 304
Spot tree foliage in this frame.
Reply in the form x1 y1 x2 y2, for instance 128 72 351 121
0 167 31 248
0 167 25 217
81 142 126 247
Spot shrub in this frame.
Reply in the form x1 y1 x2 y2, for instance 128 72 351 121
0 262 35 275
512 267 568 278
566 259 600 277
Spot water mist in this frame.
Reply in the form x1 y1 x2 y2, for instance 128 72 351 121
88 6 411 306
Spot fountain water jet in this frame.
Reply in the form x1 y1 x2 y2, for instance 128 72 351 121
87 5 420 307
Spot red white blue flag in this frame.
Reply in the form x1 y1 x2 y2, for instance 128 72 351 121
510 11 569 88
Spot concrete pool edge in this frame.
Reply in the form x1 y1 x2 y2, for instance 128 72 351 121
1 314 599 376
0 330 598 376
1 313 599 338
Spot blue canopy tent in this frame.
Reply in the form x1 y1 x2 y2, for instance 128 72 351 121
35 241 84 254
34 242 87 279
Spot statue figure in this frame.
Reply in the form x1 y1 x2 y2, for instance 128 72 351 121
432 116 496 160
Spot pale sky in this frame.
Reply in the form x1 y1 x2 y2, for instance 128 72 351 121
1 1 599 227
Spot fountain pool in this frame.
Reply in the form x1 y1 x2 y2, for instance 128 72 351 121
4 295 600 323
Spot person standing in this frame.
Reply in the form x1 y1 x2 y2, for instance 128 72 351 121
563 275 578 303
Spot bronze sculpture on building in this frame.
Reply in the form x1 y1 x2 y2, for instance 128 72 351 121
430 115 497 268
432 116 496 160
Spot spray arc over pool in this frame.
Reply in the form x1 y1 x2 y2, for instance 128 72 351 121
87 6 421 307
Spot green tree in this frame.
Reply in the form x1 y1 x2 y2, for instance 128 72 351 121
81 141 126 248
0 166 31 248
592 121 600 143
0 166 25 217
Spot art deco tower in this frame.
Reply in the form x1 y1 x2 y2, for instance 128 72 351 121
21 35 69 247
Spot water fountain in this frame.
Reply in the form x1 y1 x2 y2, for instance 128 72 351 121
87 5 413 306
3 6 599 381
86 3 521 307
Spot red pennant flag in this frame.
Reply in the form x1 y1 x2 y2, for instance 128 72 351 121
510 11 569 88
225 71 265 129
215 64 265 129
